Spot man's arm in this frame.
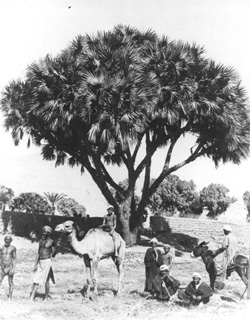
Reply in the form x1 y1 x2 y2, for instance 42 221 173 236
10 247 16 275
102 216 107 226
112 215 117 231
33 243 41 271
222 236 229 250
51 241 59 258
184 282 194 298
169 254 173 269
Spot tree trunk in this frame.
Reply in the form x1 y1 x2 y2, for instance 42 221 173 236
248 253 250 299
118 195 140 246
119 215 131 246
118 215 140 246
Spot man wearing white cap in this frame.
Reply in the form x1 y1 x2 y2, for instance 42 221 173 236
29 226 58 301
218 225 238 281
178 272 213 305
144 238 163 295
152 264 180 301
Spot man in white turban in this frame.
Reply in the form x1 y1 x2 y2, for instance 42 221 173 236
178 272 213 305
218 225 238 281
144 238 163 295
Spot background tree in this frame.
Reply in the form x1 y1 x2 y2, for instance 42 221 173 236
200 183 236 217
57 197 86 217
44 192 66 215
243 191 250 222
12 192 51 214
1 25 250 245
0 185 14 211
148 175 201 215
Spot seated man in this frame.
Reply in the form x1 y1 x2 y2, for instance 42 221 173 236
178 272 213 305
152 264 180 301
101 205 119 257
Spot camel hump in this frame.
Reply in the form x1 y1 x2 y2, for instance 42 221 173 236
85 228 123 243
87 227 123 238
84 228 125 256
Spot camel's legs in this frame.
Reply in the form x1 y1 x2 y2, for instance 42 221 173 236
83 256 92 298
90 259 99 295
85 266 92 298
112 255 124 295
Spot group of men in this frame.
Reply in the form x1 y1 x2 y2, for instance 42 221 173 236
144 224 238 305
0 225 58 301
0 205 238 304
0 204 119 301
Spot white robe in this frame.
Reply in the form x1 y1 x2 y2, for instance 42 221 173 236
220 233 238 280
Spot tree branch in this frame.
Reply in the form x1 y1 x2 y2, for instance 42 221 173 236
149 143 205 196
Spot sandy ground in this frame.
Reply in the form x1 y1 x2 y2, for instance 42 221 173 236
0 234 249 320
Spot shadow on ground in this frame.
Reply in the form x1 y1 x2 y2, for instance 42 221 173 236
138 231 198 253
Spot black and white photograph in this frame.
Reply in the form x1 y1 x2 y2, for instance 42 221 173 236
0 0 250 319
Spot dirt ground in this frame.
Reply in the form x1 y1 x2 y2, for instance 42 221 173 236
0 234 249 320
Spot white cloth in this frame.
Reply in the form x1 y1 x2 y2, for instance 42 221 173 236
220 233 238 280
33 258 54 285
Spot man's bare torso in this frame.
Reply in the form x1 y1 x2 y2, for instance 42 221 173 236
104 214 116 228
0 245 16 267
39 238 54 260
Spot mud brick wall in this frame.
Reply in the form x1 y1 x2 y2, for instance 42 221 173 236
0 210 125 240
0 211 103 239
151 216 250 253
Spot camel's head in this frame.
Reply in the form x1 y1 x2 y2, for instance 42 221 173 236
55 220 74 234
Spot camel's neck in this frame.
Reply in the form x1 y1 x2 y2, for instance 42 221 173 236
67 230 86 255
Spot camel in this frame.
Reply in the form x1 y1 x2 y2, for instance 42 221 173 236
55 220 125 297
191 241 249 299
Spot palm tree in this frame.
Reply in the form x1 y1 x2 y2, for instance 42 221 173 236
1 25 250 245
44 192 66 216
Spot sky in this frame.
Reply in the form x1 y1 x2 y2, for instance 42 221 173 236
0 0 250 216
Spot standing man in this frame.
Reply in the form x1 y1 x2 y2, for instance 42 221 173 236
0 235 16 300
144 238 163 296
29 226 58 301
101 205 119 257
218 225 238 281
161 244 173 271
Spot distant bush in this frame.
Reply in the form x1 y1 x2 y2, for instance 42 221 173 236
200 183 236 217
11 192 51 214
57 197 86 217
148 175 202 216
